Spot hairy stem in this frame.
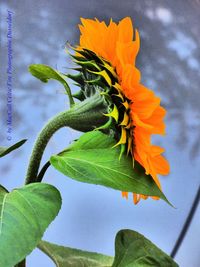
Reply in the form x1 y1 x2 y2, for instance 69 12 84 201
25 110 71 184
25 95 108 184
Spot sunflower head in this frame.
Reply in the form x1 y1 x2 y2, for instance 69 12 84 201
68 48 134 160
67 17 170 204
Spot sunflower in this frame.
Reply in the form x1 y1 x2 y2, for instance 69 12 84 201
69 17 170 204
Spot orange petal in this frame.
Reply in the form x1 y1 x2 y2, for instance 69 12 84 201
151 154 170 175
122 191 128 199
118 17 133 43
133 193 141 204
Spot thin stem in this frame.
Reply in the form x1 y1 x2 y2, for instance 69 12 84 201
36 161 51 182
63 82 75 107
170 185 200 258
36 148 69 182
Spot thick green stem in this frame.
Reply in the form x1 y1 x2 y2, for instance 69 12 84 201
25 94 108 184
25 110 72 184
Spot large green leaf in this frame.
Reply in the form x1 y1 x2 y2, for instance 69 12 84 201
38 229 178 267
38 240 113 267
112 230 179 267
0 139 27 158
0 183 62 267
29 64 74 106
50 131 171 204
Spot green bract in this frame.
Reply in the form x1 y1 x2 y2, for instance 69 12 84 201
67 49 135 156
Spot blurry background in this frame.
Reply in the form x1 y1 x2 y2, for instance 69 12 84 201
0 0 200 266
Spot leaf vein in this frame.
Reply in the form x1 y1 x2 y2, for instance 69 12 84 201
0 194 8 235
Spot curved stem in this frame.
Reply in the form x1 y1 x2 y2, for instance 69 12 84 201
25 95 108 184
25 110 73 184
170 185 200 258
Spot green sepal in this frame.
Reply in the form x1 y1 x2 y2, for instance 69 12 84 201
73 59 101 71
74 48 103 64
72 89 86 101
119 144 126 160
88 69 112 87
94 116 113 131
70 54 89 62
100 60 118 79
104 104 119 123
85 76 102 84
66 73 84 85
